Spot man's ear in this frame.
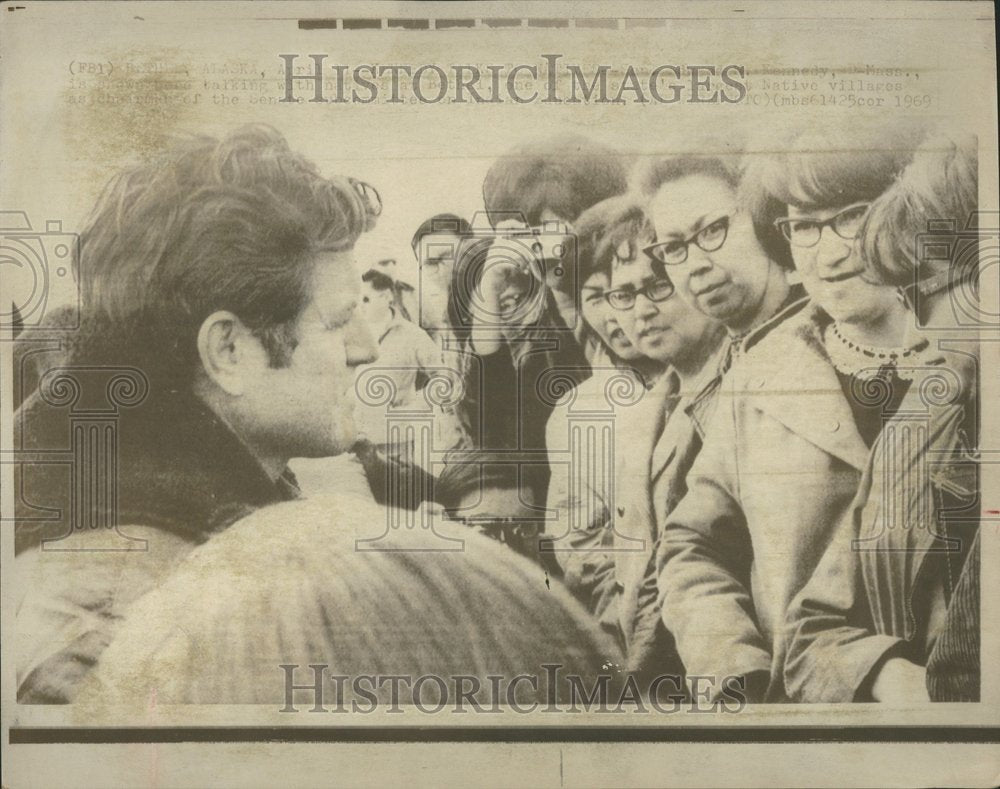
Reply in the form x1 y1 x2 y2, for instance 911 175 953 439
196 310 261 396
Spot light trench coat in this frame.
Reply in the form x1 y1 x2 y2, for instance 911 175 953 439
544 343 726 661
656 304 871 701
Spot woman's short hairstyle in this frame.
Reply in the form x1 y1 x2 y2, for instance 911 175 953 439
573 195 655 286
482 134 628 227
859 131 978 287
741 121 928 271
637 153 795 271
78 124 378 376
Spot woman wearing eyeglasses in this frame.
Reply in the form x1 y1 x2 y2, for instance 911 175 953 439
654 121 929 703
785 131 980 703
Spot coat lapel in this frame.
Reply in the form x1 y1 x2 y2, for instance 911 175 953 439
747 319 871 473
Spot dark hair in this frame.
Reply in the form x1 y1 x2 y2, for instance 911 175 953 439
444 235 501 337
434 450 542 512
637 155 740 197
361 268 396 292
78 124 378 378
410 213 472 252
573 195 655 286
482 134 628 227
741 122 928 271
860 131 978 287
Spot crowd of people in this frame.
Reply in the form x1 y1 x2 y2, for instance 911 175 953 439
13 119 980 707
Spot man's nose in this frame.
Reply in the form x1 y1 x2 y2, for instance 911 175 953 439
345 314 379 366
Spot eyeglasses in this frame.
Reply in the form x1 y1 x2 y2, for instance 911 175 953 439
447 514 543 549
604 278 675 311
643 216 731 266
773 202 870 248
349 178 383 218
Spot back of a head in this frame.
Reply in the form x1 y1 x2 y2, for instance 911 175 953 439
483 134 628 227
81 496 619 707
76 124 377 379
860 130 979 287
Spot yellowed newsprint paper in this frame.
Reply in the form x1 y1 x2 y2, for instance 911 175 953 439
1 1 997 786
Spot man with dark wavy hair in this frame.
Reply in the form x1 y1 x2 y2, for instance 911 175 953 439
15 125 380 702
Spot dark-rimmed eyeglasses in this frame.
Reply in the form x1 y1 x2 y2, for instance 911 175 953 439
643 216 730 266
447 514 544 549
604 278 675 311
773 202 870 248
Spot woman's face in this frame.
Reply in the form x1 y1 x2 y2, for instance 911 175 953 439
785 203 902 328
579 270 641 360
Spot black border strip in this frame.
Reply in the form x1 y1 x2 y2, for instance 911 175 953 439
10 726 1000 744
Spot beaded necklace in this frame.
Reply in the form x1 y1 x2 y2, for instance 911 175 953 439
824 321 930 381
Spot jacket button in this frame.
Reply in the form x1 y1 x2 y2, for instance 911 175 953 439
617 506 626 517
829 418 841 432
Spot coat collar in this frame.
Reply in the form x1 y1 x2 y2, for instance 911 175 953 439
15 380 300 551
741 304 871 472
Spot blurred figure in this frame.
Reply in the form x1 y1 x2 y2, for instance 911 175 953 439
354 233 420 322
656 122 927 703
357 267 445 413
786 130 980 703
353 266 469 466
15 125 380 702
77 495 621 706
411 213 472 337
